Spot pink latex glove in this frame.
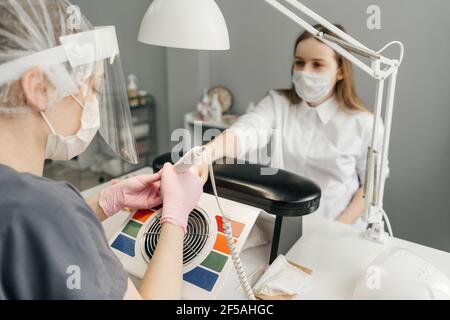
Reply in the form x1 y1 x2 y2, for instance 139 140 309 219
160 163 203 233
99 173 162 217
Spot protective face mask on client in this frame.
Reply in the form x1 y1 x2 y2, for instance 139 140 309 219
41 96 100 161
293 70 332 103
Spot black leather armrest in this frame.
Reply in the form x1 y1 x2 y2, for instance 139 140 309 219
152 153 321 217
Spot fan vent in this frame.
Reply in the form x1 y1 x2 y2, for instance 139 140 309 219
142 208 211 266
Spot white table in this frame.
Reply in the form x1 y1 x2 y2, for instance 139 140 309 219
218 214 450 300
286 215 450 299
83 167 450 300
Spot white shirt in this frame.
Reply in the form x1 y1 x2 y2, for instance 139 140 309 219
231 90 389 227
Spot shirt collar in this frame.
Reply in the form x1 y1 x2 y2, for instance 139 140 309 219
299 96 339 125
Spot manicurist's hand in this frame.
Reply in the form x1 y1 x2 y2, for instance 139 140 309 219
160 163 203 233
193 163 209 185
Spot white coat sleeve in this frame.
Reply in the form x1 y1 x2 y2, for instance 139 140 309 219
229 92 277 158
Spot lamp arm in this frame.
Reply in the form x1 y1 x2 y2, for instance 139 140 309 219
377 69 398 206
264 0 404 242
264 0 399 75
283 0 370 50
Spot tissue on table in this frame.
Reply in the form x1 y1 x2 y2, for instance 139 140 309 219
253 255 312 300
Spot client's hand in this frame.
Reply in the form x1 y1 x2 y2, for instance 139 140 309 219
99 173 162 217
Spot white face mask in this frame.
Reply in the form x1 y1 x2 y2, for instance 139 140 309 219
41 96 100 161
293 70 332 103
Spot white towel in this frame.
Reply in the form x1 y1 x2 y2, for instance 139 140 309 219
253 255 312 298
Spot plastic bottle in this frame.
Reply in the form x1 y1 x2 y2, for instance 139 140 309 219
197 89 211 121
128 74 139 107
210 94 223 123
139 90 148 106
247 101 256 114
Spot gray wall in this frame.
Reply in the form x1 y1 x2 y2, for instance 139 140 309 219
73 0 169 154
166 50 210 140
168 0 450 252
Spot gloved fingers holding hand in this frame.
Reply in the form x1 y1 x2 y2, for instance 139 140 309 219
120 174 163 209
160 163 203 234
193 163 209 185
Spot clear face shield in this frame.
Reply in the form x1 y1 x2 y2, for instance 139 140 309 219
0 26 139 164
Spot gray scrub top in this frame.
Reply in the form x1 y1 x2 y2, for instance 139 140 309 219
0 164 127 300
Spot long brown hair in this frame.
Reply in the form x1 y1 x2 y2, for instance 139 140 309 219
278 24 369 113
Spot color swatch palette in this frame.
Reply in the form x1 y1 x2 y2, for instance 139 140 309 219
111 209 156 257
111 209 246 293
182 215 244 292
109 193 261 300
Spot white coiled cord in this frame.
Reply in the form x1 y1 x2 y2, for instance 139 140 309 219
203 147 256 300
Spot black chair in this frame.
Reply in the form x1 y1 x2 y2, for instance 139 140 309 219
153 152 321 263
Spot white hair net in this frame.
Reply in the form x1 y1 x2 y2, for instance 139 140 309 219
0 0 92 113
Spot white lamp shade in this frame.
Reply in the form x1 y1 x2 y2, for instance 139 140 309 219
138 0 230 51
